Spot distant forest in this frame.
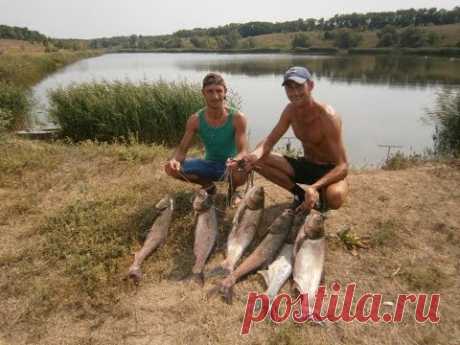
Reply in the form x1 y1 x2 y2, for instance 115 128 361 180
1 7 460 50
88 7 460 49
0 25 47 42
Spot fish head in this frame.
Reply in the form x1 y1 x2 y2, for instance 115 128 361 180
268 208 295 235
245 186 264 210
155 195 173 211
193 189 212 212
302 210 324 239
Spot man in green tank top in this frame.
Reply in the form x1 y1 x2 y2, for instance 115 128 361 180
164 73 248 201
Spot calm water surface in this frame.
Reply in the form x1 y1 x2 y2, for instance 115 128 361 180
30 53 460 166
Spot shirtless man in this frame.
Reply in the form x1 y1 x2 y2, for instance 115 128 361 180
165 72 248 199
208 67 348 302
242 66 348 212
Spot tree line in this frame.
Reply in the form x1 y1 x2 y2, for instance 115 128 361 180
172 7 460 38
88 7 460 50
0 25 47 42
2 6 459 51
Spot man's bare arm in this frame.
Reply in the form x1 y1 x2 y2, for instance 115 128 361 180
310 109 348 191
249 107 292 161
232 112 248 160
170 114 198 165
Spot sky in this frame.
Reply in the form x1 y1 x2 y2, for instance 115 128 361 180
0 0 458 39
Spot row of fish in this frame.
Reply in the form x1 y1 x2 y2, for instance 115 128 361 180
127 186 326 314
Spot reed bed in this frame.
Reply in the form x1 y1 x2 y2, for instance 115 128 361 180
0 81 30 129
49 80 209 145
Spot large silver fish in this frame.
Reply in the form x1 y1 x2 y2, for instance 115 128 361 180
258 243 294 301
128 195 174 284
254 212 306 309
219 185 264 274
191 189 218 286
292 209 326 317
208 209 295 304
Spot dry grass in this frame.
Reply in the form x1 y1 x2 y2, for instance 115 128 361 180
0 137 459 345
239 23 460 50
424 24 460 46
0 39 45 54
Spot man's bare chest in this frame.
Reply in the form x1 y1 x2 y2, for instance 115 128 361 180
291 117 324 146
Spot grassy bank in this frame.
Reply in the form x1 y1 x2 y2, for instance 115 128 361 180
0 136 459 344
0 50 101 87
0 49 102 129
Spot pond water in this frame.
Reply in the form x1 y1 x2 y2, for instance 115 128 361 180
30 53 460 166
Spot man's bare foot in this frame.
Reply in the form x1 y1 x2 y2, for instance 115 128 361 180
128 265 143 284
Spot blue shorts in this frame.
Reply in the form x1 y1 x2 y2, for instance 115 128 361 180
181 158 227 181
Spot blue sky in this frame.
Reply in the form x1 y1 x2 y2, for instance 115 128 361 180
0 0 458 38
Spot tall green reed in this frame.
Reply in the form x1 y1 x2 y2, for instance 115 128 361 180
49 80 210 145
428 86 460 156
0 81 30 129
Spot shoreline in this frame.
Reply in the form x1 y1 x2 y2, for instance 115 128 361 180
111 47 460 57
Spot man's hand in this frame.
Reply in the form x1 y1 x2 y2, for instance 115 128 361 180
242 153 259 172
296 186 319 213
226 158 246 172
226 158 239 169
166 158 182 173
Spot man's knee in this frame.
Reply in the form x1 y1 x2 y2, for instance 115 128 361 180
324 181 348 210
164 164 180 179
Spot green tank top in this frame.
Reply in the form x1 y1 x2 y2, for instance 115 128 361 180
198 107 237 162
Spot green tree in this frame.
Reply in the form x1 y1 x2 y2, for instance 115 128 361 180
190 36 210 49
333 29 363 49
399 26 428 47
291 33 311 48
164 37 183 48
216 30 241 49
227 30 241 48
377 25 399 47
426 31 441 46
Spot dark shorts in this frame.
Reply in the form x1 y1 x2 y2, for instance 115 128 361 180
181 158 227 181
284 156 335 185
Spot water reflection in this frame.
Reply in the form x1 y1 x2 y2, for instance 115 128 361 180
178 54 460 87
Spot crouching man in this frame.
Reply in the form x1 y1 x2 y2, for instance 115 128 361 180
165 72 248 202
